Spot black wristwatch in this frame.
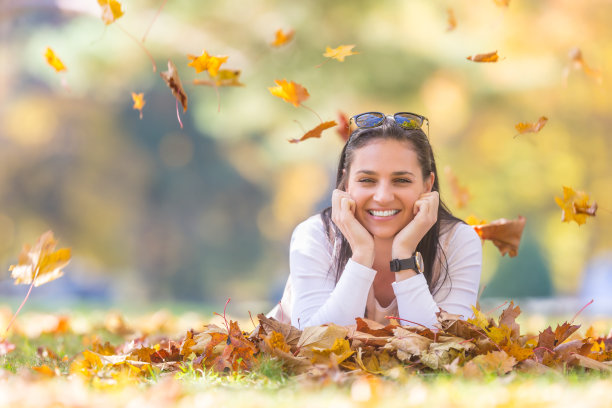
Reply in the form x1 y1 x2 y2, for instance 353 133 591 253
390 252 423 273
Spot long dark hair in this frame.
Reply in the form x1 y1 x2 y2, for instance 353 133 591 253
320 117 462 295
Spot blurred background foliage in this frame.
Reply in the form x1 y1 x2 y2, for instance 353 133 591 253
0 0 611 313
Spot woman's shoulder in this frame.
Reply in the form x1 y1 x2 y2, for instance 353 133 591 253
290 213 333 255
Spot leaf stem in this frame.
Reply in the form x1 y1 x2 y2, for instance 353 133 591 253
4 265 40 337
116 23 157 72
301 104 322 123
141 0 168 43
570 299 593 325
175 99 184 129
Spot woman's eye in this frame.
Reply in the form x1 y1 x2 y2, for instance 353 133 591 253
395 178 412 183
358 178 375 183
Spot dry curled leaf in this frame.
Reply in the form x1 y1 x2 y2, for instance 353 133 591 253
446 8 457 31
97 0 124 25
467 50 500 63
514 116 548 137
268 79 309 107
555 186 597 226
473 216 526 257
9 231 71 287
444 166 470 209
131 92 145 119
44 47 67 72
187 50 228 77
160 60 188 112
289 121 337 144
323 45 359 62
271 29 295 47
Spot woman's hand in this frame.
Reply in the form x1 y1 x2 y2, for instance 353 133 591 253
392 191 439 259
331 189 375 268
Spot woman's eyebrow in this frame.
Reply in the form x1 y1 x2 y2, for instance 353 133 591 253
355 170 415 176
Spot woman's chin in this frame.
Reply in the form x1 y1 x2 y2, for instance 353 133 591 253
365 226 402 241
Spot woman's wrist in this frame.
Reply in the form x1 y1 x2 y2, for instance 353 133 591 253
391 245 415 260
351 249 374 269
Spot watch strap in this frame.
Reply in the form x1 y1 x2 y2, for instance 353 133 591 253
390 256 420 273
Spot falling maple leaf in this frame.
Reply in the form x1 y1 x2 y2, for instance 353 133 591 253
467 50 500 62
564 47 603 85
444 166 470 209
465 215 487 226
337 111 350 141
97 0 124 25
160 60 188 112
193 69 244 87
44 47 67 72
514 116 548 137
187 50 228 77
472 216 526 257
271 29 295 47
9 231 71 287
131 92 145 119
268 79 309 107
323 44 359 62
446 8 457 31
493 0 510 6
554 186 597 226
289 120 337 144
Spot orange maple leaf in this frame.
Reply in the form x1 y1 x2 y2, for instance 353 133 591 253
9 231 71 287
493 0 510 6
187 50 228 77
473 216 526 257
337 111 350 142
193 69 244 87
97 0 124 25
467 50 500 62
44 47 67 72
514 116 548 137
289 121 337 144
131 92 145 119
564 48 603 85
268 79 310 107
465 215 487 226
444 166 470 209
271 29 295 47
446 8 457 31
554 186 597 226
160 60 188 112
323 44 359 62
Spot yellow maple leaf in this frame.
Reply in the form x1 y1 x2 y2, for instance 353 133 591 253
97 0 124 25
288 120 337 144
554 186 597 226
465 215 487 226
271 29 295 47
487 324 512 344
44 47 67 72
187 50 228 77
514 116 548 137
9 231 71 287
268 79 310 107
466 50 500 63
193 69 245 87
323 45 359 62
131 92 145 119
503 342 533 362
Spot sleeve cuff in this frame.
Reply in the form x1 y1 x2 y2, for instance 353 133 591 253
391 272 429 295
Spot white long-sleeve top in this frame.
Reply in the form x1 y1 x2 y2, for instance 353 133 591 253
268 214 482 330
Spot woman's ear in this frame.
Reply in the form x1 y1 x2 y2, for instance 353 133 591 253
425 172 435 192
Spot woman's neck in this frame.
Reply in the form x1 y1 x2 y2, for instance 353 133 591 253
372 237 394 269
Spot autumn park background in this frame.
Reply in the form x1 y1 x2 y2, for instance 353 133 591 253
1 0 612 402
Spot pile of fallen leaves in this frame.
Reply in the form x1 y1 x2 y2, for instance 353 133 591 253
2 302 598 385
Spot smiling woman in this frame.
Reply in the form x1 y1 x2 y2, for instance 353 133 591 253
268 113 482 330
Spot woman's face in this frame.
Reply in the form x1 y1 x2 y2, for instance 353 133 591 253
345 139 434 240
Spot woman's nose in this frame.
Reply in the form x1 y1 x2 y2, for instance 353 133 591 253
373 182 394 203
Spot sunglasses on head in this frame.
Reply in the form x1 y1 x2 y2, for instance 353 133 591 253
348 111 429 138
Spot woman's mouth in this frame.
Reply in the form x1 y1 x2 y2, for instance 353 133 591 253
367 209 400 218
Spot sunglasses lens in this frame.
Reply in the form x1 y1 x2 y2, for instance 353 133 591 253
355 113 384 128
395 113 423 129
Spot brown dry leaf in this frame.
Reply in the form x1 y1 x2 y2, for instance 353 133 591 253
187 50 228 77
131 92 145 119
44 47 67 72
420 337 473 370
289 120 337 144
446 8 457 31
297 323 348 353
257 314 302 349
268 79 310 107
32 365 57 377
271 29 295 47
160 60 188 112
193 70 244 87
514 116 548 137
97 0 124 25
355 317 395 337
444 166 470 209
555 186 597 226
9 231 70 287
323 45 359 62
473 215 526 257
564 48 603 85
466 50 500 62
462 350 517 377
386 327 432 361
311 338 354 365
572 354 612 372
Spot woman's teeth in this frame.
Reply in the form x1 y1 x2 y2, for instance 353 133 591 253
368 210 400 217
